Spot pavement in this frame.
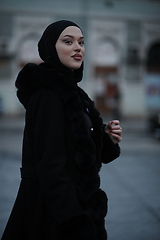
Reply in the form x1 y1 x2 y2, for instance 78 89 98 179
0 115 160 240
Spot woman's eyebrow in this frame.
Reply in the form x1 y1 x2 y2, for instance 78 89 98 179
63 35 84 39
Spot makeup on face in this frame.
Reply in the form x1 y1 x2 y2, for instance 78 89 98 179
56 26 85 70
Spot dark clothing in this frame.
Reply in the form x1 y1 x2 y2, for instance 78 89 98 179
2 63 120 240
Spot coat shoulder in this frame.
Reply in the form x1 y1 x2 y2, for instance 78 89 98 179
28 87 63 109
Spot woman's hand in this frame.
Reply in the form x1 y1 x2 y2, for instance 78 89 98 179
105 120 122 144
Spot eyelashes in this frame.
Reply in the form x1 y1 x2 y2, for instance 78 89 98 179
79 41 85 46
63 40 72 44
62 39 85 46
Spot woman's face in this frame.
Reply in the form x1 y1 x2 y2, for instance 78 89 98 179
55 26 85 70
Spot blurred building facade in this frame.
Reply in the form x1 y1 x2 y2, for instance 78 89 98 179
0 0 160 118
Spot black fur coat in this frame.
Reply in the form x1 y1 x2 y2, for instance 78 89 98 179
2 63 120 240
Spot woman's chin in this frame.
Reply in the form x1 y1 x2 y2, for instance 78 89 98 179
70 63 83 70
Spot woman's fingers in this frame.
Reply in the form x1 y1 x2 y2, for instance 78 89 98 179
105 120 122 144
110 131 122 142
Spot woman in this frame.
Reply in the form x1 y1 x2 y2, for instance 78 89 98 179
2 20 122 240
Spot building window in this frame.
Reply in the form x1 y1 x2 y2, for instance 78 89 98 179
17 37 42 68
126 21 141 82
0 14 13 78
127 21 141 43
0 14 13 37
126 47 141 81
147 42 160 72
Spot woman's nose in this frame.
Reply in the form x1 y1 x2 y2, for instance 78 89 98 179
74 42 81 51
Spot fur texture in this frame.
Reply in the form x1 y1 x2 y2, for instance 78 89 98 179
2 63 120 240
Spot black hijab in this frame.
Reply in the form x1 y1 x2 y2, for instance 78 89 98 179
38 20 84 83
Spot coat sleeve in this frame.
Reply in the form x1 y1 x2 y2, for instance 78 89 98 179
27 88 96 240
101 130 121 164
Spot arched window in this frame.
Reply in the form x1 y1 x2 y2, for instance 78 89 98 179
93 37 119 66
92 38 120 117
17 35 42 68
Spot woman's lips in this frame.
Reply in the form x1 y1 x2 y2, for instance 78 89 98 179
72 54 82 60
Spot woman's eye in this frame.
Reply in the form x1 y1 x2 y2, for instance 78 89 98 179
64 40 72 44
79 41 85 46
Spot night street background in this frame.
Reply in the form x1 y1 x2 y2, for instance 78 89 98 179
0 116 160 240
